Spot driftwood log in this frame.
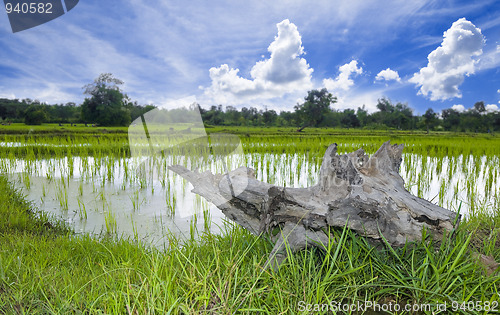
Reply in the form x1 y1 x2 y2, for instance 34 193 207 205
168 141 460 269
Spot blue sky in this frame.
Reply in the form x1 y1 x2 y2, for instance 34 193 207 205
0 0 499 114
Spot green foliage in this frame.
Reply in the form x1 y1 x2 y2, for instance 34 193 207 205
474 101 486 113
24 105 47 125
0 98 29 122
294 88 336 130
370 98 415 130
441 105 500 133
340 108 360 128
442 108 461 131
126 101 155 122
81 73 131 127
423 108 439 133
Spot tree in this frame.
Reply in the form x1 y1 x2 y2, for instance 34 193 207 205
376 98 395 113
356 106 369 127
442 108 461 131
394 102 413 129
474 101 485 113
278 111 297 127
203 105 224 125
340 109 360 128
263 109 278 126
294 88 336 131
423 108 438 134
81 73 131 126
0 104 6 121
24 105 47 125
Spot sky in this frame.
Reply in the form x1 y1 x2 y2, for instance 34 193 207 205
0 0 499 114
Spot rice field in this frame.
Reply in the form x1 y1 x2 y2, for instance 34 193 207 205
1 126 500 313
1 128 499 244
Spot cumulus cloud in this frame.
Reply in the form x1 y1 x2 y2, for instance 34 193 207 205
323 60 363 92
203 19 313 105
486 104 499 112
451 104 465 112
375 68 401 82
409 18 485 101
320 60 383 112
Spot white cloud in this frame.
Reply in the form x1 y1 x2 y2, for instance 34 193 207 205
485 104 499 112
156 95 198 110
409 18 485 101
332 90 381 113
375 68 401 82
323 60 363 92
451 104 465 112
203 19 313 105
321 60 385 113
0 92 16 99
477 45 500 72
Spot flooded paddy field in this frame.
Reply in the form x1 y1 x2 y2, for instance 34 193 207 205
2 131 499 246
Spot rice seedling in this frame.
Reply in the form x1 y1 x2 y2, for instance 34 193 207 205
55 178 69 211
78 180 83 196
131 216 139 241
77 197 87 220
21 171 30 190
165 188 176 217
104 207 117 235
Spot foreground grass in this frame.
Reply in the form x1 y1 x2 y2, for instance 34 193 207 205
1 175 499 314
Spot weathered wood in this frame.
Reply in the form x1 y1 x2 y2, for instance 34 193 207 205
168 141 460 269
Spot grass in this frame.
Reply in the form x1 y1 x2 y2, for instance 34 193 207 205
1 174 499 314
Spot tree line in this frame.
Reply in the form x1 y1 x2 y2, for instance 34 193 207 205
199 89 500 133
1 74 499 132
0 74 154 126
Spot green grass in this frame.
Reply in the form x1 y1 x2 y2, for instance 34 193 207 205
1 174 499 314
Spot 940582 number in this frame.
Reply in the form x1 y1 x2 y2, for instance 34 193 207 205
5 2 53 14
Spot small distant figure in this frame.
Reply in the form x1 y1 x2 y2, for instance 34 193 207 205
59 123 63 126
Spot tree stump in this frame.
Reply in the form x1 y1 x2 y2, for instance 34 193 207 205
168 141 460 269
